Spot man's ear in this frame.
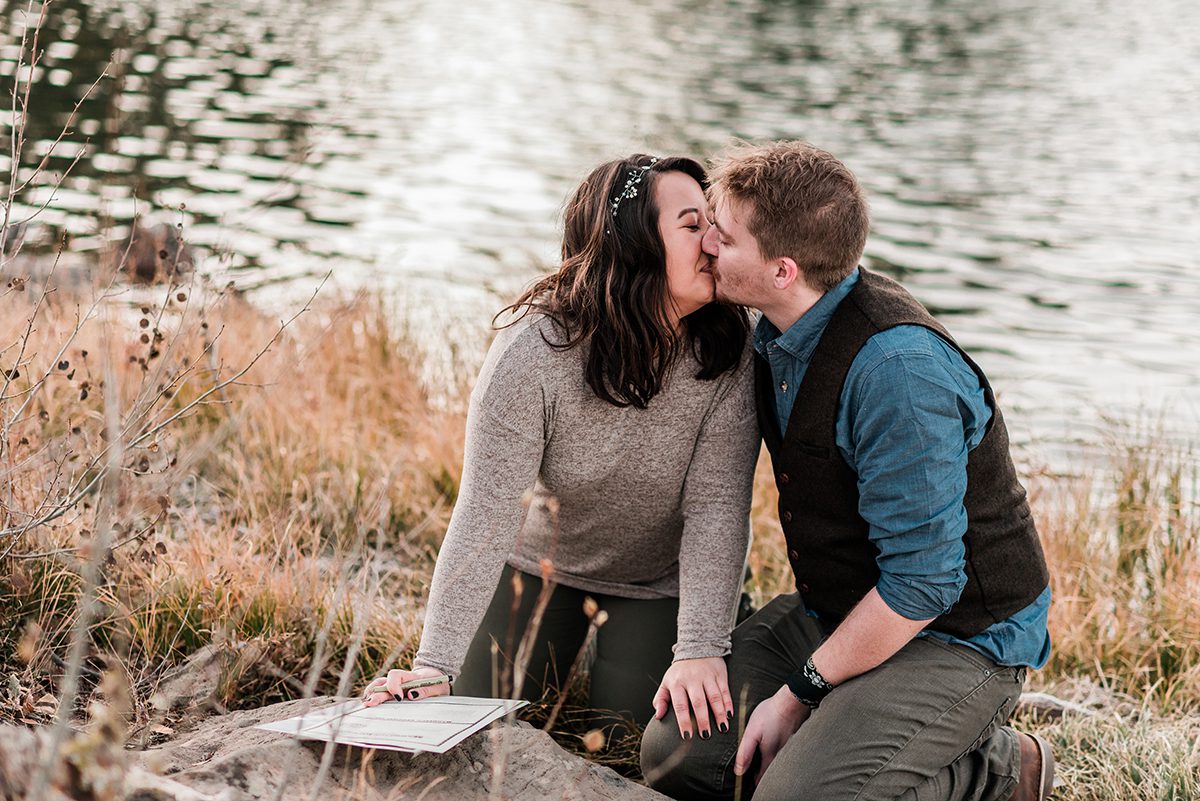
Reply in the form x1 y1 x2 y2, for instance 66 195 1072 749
772 257 801 290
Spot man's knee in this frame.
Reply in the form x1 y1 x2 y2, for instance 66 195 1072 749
752 761 850 801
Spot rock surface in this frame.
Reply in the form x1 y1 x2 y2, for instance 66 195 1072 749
1 697 669 801
150 641 265 716
1 689 1104 800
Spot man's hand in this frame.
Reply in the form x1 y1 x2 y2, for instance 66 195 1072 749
734 684 809 784
652 657 733 740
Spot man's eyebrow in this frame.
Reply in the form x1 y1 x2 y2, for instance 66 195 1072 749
676 207 700 219
712 217 730 237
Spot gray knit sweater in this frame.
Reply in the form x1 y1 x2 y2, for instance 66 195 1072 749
413 312 760 678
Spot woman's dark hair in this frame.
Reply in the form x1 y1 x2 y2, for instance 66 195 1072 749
497 154 750 409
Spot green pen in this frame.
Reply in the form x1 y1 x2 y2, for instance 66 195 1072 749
394 674 451 701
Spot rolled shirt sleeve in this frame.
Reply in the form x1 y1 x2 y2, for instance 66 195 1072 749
836 326 992 622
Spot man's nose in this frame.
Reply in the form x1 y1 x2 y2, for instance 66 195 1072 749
701 225 719 257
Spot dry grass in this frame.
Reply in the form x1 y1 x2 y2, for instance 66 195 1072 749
1017 703 1200 801
0 279 465 730
1 277 1197 798
1035 441 1200 712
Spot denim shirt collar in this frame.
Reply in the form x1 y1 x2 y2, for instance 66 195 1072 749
753 267 861 363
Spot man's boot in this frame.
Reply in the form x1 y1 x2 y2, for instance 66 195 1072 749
1005 731 1055 801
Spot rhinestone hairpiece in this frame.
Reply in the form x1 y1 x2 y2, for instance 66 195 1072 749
609 158 658 219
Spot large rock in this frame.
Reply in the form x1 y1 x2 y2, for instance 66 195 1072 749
1 697 668 801
150 642 265 716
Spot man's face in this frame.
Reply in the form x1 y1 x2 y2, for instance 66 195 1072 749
701 195 773 308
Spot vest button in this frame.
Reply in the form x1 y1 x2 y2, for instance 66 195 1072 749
779 472 791 485
783 510 793 523
799 583 811 593
788 549 799 561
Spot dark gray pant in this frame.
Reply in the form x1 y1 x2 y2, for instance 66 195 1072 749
456 565 678 734
641 594 1024 801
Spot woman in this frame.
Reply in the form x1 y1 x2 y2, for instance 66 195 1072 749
362 154 759 743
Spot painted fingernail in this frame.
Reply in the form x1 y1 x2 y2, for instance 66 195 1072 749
683 731 692 741
700 730 711 740
719 721 729 733
727 709 734 720
407 690 420 700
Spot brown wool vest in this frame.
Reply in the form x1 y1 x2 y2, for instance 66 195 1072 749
757 269 1050 638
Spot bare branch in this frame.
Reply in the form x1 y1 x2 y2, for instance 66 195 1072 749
1 0 51 258
28 311 122 801
12 66 110 197
0 274 329 540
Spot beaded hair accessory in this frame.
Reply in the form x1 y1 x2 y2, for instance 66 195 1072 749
609 157 658 219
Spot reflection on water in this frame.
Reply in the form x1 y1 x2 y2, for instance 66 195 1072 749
2 0 1198 466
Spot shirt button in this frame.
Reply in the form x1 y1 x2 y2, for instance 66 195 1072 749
779 381 788 392
799 583 811 593
788 549 799 561
783 510 793 523
779 472 791 485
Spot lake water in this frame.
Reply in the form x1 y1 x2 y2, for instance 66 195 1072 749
2 0 1198 469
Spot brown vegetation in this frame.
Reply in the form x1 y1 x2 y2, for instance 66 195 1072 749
0 276 1197 799
0 280 463 732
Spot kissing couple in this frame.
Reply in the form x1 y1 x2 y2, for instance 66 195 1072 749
362 141 1055 801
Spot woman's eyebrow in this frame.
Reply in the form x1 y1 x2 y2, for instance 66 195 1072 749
676 207 701 219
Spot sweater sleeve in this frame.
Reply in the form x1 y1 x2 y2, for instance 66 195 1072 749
672 344 760 660
412 328 549 677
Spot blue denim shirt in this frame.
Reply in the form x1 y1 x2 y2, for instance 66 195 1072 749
755 268 1050 668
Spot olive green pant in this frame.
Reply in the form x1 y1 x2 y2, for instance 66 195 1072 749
455 565 678 735
641 593 1025 801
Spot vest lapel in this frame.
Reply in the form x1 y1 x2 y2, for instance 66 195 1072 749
754 353 783 453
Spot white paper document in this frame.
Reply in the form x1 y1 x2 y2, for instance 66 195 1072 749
256 696 528 754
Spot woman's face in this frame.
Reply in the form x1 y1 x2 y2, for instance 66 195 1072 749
655 171 715 322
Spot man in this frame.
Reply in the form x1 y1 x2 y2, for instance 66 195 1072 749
640 141 1055 801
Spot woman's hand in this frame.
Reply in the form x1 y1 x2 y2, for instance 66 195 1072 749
360 666 451 707
652 656 733 740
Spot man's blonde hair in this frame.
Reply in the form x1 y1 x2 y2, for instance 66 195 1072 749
709 141 869 293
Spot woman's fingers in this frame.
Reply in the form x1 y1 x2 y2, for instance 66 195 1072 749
719 676 734 730
656 657 735 739
703 679 728 731
360 676 393 705
652 684 671 720
687 681 712 739
670 685 694 740
404 679 451 701
359 666 449 705
384 668 418 696
362 674 396 707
